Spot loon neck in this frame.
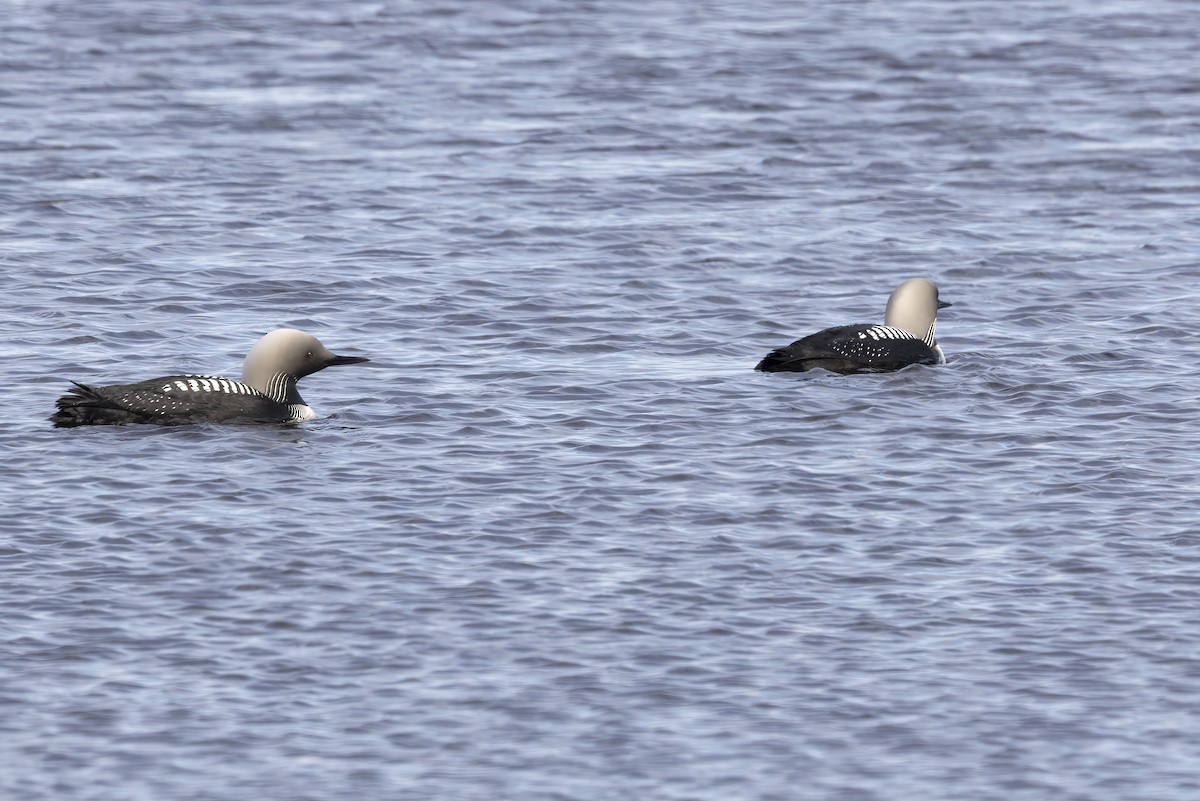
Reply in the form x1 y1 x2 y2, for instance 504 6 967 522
922 320 938 348
260 372 305 405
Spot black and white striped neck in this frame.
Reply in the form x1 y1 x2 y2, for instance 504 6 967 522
259 373 316 421
260 372 306 406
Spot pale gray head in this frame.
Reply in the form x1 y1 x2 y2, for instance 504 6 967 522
241 328 369 396
883 278 947 340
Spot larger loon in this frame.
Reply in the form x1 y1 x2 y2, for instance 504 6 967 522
756 278 949 374
51 328 369 427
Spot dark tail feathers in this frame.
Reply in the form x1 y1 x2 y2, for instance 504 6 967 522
755 347 814 372
50 382 125 427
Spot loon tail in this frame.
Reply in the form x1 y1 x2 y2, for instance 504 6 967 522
50 382 129 427
755 346 820 373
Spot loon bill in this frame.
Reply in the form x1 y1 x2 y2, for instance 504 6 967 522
756 277 949 375
51 328 369 427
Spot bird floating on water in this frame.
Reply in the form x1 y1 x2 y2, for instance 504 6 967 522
51 328 369 427
756 277 949 374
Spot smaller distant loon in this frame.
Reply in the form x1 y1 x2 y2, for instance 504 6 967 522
51 328 369 427
756 278 950 374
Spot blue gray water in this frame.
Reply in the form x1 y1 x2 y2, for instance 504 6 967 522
3 1 1200 799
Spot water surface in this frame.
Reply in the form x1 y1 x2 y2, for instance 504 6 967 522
3 1 1200 799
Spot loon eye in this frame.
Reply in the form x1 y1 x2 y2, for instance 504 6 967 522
305 350 313 359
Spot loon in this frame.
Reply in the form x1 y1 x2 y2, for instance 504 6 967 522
756 278 949 374
51 328 369 427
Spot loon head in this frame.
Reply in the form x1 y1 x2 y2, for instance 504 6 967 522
883 278 950 340
241 328 369 395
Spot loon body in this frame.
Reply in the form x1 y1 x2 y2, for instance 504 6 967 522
51 328 368 427
756 278 949 374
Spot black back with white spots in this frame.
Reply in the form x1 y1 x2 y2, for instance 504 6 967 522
755 324 942 375
50 374 301 427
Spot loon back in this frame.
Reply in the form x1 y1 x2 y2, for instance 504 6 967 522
51 376 311 427
756 278 948 375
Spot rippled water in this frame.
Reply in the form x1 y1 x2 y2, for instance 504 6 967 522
4 1 1200 799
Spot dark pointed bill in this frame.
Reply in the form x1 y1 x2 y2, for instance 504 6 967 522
326 354 370 366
